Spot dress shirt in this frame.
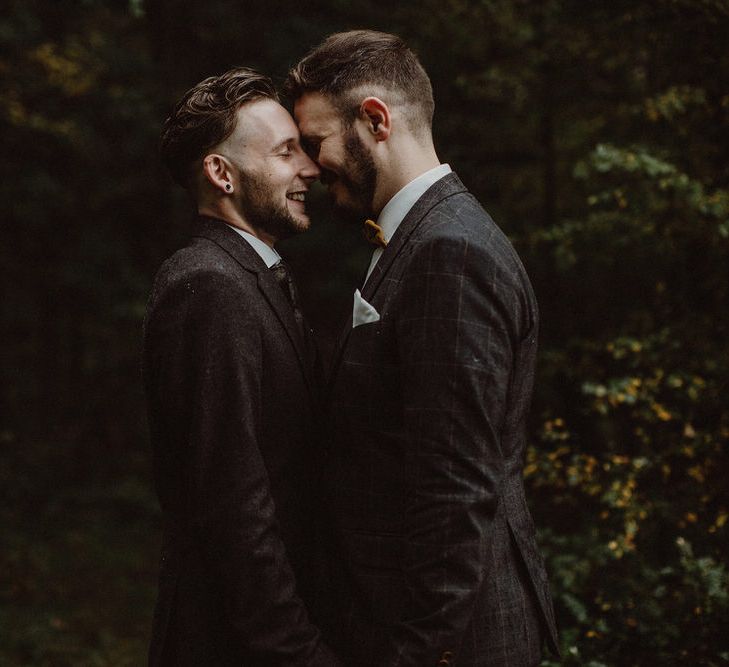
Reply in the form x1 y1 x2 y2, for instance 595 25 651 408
227 225 281 268
364 163 452 282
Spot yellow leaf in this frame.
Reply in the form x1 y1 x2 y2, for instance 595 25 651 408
652 403 672 421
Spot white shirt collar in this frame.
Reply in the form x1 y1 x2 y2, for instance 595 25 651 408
376 163 452 242
227 225 281 268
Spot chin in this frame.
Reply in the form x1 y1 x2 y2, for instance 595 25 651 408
280 208 305 231
328 189 355 213
289 214 311 234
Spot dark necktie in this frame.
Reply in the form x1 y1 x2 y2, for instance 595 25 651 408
270 261 319 379
270 260 306 335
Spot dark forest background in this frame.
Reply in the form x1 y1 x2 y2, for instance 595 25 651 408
2 1 728 665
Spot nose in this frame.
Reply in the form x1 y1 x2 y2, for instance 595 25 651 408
299 152 320 182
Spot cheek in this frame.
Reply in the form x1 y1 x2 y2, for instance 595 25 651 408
270 166 293 188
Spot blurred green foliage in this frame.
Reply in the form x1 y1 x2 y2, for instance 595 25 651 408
1 0 728 664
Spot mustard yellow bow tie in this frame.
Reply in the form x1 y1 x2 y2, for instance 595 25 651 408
363 219 387 248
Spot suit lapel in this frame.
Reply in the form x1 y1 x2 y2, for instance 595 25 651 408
256 270 315 392
327 310 355 391
194 216 315 393
328 173 468 385
361 172 468 302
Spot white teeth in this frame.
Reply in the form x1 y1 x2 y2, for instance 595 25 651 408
287 192 305 202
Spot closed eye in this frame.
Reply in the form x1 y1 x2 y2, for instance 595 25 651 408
302 137 321 160
271 138 297 158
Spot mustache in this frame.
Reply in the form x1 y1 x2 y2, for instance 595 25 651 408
320 167 360 191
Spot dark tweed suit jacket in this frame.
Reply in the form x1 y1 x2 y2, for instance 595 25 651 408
143 217 337 666
325 173 559 667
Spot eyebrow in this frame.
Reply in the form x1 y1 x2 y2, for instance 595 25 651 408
271 137 296 152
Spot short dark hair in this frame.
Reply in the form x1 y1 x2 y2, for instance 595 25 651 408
160 67 278 189
286 30 434 134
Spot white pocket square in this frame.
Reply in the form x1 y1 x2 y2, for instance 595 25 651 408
352 289 380 328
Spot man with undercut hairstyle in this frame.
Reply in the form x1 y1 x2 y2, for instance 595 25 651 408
144 67 338 666
288 31 559 667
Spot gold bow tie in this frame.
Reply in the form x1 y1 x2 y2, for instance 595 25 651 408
363 219 388 248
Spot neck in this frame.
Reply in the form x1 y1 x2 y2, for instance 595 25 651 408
198 200 277 248
372 138 440 215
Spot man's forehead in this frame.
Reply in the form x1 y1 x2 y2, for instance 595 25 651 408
235 98 298 146
294 92 340 132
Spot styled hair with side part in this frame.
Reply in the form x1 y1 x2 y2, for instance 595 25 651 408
160 67 278 189
286 30 435 135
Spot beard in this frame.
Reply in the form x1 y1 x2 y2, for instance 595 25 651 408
237 169 306 242
325 126 377 222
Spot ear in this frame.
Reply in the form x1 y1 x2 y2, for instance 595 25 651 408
202 153 235 194
359 97 390 141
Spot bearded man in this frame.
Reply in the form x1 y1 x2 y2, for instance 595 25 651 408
288 31 559 667
143 67 338 666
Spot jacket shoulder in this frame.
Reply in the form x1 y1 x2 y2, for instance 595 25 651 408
154 237 244 285
151 237 256 300
415 192 529 281
145 238 257 329
406 190 537 332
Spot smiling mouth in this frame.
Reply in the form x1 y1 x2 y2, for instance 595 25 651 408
286 191 306 202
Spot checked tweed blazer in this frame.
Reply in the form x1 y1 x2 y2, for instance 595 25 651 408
143 217 337 666
324 173 559 667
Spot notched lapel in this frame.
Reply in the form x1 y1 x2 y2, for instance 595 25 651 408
327 307 354 389
194 216 266 274
256 270 315 392
361 172 468 303
194 216 314 393
328 173 468 388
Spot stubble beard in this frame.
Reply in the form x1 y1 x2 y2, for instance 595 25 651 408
237 168 307 242
330 127 377 222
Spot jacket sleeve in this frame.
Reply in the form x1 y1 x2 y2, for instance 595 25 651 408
159 269 338 666
384 234 523 666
